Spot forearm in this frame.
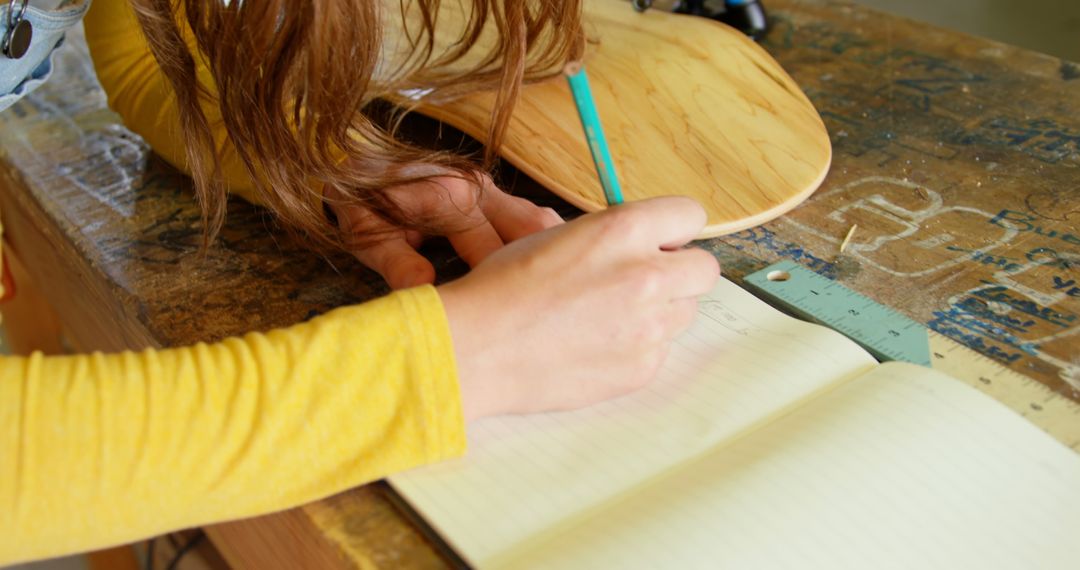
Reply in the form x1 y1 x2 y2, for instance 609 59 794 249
0 286 465 565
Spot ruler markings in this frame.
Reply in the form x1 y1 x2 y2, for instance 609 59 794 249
744 260 1080 451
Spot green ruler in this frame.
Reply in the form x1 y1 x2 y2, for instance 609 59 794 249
744 260 1080 451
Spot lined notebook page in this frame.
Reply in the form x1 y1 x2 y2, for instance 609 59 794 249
495 362 1080 569
390 277 876 566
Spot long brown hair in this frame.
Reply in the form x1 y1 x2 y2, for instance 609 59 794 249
129 0 584 250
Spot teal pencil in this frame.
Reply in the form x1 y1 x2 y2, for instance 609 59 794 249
564 63 624 206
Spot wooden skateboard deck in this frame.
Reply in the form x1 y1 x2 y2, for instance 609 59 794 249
414 0 831 237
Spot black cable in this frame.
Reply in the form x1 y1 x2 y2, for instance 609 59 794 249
164 530 206 570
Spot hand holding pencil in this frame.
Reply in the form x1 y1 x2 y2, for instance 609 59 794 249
440 196 720 420
440 63 721 421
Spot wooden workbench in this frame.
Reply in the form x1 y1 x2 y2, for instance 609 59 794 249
1 0 1077 567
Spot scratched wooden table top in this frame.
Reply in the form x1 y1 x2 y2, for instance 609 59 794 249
0 1 1077 568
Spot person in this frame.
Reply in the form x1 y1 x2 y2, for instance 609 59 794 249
0 0 720 564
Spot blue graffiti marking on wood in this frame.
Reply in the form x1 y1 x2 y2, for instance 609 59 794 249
972 284 1077 328
957 118 1080 164
724 227 838 278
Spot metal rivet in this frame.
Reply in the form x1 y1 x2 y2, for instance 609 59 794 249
4 17 31 59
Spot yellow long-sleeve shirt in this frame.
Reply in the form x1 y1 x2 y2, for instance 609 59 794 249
0 1 467 564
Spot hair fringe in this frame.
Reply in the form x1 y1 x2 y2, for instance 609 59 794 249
127 0 584 252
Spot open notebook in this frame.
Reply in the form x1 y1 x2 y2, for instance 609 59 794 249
390 277 1080 569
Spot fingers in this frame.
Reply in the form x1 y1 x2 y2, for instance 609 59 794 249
479 177 564 241
612 196 708 250
407 175 560 267
331 173 550 286
354 238 437 289
660 246 722 300
333 202 436 289
333 172 712 292
447 221 504 268
419 177 506 267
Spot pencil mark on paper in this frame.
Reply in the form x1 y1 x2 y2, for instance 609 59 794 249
698 301 751 336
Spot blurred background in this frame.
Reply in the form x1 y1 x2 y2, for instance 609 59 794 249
859 0 1080 61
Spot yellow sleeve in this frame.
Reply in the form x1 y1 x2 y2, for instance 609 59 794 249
83 0 265 205
0 286 466 565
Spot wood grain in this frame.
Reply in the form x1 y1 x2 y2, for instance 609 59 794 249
416 0 832 237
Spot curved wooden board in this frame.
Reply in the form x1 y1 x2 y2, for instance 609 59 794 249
416 0 831 238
